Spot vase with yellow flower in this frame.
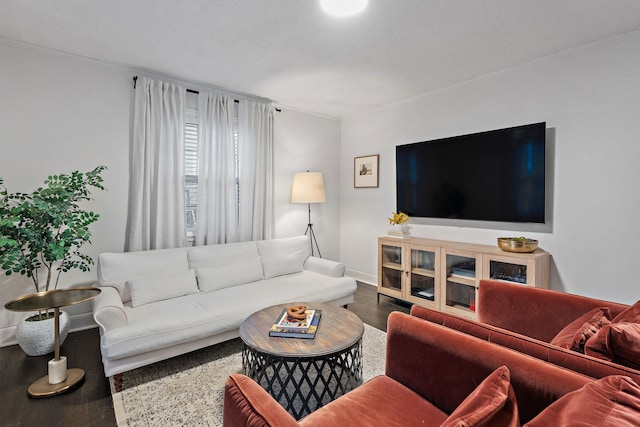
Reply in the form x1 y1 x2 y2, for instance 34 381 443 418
387 211 410 238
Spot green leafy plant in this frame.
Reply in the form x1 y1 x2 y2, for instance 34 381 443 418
0 166 106 298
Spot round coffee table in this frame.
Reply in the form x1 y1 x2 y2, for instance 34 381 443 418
240 302 364 419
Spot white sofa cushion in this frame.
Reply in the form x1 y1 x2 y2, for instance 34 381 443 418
101 270 357 360
261 250 304 279
188 241 260 269
197 257 264 292
98 250 190 303
128 269 199 308
256 235 311 260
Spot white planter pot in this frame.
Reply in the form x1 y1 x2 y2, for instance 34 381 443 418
387 223 410 237
15 311 70 356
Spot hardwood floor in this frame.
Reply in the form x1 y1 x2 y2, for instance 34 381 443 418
0 282 409 426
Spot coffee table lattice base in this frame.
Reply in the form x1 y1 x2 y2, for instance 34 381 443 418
242 341 363 420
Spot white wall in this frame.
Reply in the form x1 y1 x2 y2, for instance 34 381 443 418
340 31 640 304
0 41 131 346
273 109 341 261
0 40 341 346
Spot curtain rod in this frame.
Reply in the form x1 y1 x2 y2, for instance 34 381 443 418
132 76 280 111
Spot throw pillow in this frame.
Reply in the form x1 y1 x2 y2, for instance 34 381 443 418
127 269 199 308
549 307 612 352
612 300 640 323
584 322 640 369
98 251 190 303
524 375 640 427
440 365 519 427
196 257 264 293
261 251 304 279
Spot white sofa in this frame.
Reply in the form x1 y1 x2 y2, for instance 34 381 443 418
91 236 357 377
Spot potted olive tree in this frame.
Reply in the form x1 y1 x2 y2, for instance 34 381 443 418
0 166 106 355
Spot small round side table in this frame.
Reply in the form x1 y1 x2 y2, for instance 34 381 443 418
5 287 101 398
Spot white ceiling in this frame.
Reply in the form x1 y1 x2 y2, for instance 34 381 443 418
2 0 640 118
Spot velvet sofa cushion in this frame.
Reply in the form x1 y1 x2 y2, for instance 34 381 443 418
441 366 519 427
550 307 612 352
410 305 640 393
524 375 640 427
612 300 640 323
387 311 591 424
299 376 448 427
477 280 629 342
585 323 640 369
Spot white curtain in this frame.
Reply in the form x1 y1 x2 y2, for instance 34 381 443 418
195 92 236 245
126 76 186 251
238 100 274 241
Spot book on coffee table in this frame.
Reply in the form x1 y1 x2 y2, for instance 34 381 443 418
274 309 316 330
269 310 322 339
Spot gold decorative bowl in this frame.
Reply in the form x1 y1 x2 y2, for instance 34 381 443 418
497 237 539 253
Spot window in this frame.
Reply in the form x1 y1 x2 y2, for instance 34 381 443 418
183 97 240 245
184 121 198 245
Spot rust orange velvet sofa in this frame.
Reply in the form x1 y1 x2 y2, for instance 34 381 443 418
411 279 640 384
223 311 600 426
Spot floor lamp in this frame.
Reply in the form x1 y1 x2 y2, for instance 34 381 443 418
291 171 326 258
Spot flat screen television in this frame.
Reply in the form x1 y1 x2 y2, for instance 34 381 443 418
396 122 546 223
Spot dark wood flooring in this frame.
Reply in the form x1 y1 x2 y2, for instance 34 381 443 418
0 282 409 426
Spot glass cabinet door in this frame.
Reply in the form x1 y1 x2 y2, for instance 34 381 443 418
441 251 480 318
481 253 539 287
379 243 403 296
408 247 438 305
489 260 527 284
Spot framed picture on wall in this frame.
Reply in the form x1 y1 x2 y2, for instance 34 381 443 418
354 154 379 188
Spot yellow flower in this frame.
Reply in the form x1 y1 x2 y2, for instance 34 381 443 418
388 211 409 225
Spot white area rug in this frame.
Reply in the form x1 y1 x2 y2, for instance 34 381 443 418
111 324 386 426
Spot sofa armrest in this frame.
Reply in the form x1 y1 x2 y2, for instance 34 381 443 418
92 286 127 334
478 280 630 342
223 374 300 427
303 256 345 278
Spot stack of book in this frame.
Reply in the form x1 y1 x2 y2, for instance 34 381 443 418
269 309 322 339
387 229 411 238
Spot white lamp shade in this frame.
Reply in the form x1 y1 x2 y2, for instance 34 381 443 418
291 172 327 203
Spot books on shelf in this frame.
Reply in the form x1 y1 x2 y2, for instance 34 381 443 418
269 309 322 339
417 290 434 299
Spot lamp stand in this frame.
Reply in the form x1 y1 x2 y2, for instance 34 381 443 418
304 203 322 258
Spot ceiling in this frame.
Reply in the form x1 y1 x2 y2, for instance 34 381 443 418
2 1 640 118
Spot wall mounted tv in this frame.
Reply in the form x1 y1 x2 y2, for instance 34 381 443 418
396 122 546 224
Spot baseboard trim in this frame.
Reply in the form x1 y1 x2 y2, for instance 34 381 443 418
345 268 376 286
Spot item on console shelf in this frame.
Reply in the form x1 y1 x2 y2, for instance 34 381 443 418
451 265 475 278
497 237 538 253
387 230 411 238
269 310 322 339
414 288 434 300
